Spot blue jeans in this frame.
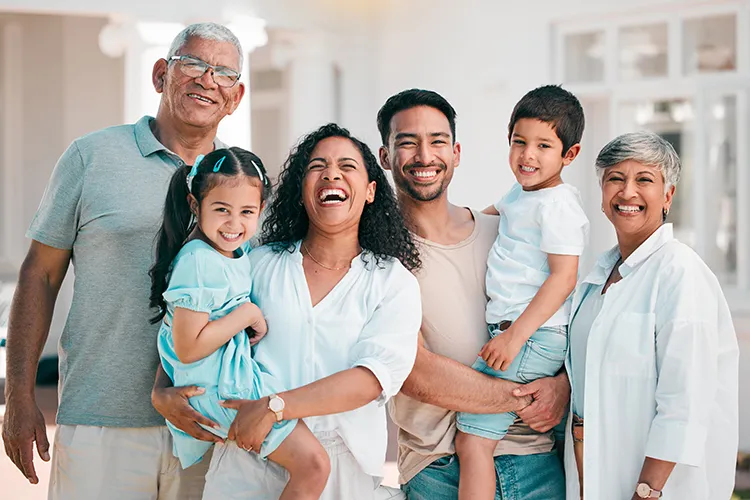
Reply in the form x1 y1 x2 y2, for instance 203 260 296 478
457 325 567 440
402 452 565 500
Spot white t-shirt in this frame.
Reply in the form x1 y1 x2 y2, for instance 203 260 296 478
486 182 589 326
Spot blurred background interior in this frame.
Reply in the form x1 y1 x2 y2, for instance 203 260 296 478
0 0 749 497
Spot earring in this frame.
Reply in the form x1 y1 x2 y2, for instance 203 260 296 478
601 206 605 213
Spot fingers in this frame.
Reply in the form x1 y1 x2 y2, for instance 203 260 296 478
177 385 206 399
35 424 51 462
187 423 223 443
17 439 39 484
219 399 248 410
513 379 540 398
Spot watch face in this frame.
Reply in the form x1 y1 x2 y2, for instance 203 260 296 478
269 397 284 412
636 483 651 497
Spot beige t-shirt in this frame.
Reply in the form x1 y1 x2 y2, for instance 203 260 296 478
388 209 554 484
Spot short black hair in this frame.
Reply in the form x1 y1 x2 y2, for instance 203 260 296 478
508 85 585 156
377 89 457 145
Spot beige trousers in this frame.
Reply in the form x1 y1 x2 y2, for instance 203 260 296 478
48 425 210 500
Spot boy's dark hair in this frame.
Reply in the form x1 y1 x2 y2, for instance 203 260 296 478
148 147 270 324
377 89 457 145
508 85 585 156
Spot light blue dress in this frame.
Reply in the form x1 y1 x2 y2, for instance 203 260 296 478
157 239 295 468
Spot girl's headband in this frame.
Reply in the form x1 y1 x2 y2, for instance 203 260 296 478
187 154 267 193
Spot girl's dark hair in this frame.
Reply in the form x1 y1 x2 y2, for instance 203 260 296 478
262 123 421 272
149 147 270 323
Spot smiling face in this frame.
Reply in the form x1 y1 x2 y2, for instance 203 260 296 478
153 36 245 131
191 177 264 257
509 118 580 191
380 105 460 203
601 159 675 247
302 136 376 235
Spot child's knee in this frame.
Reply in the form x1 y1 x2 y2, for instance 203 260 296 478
297 445 331 485
455 431 495 458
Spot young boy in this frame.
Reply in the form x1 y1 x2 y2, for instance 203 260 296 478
455 85 589 500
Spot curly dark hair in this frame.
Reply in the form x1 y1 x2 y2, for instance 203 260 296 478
262 123 421 271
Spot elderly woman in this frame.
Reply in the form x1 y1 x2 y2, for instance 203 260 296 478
564 131 739 499
155 123 422 499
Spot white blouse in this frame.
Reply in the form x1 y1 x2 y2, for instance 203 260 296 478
248 242 422 477
564 224 739 500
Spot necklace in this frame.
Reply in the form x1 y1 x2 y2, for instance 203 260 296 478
301 241 350 271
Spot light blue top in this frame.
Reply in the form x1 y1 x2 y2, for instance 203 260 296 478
157 239 293 468
568 282 605 417
485 182 589 326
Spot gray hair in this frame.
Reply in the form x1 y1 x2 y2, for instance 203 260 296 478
595 131 681 191
167 23 244 72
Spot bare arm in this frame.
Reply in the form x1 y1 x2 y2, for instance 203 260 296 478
482 205 499 215
279 367 382 419
171 302 266 364
221 366 385 451
2 241 70 483
480 253 578 371
399 334 530 414
630 457 676 499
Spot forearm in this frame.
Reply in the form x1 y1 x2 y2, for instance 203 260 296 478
153 364 173 391
279 367 382 420
400 346 529 413
482 205 499 215
512 271 575 339
5 271 59 399
633 457 676 497
174 305 261 363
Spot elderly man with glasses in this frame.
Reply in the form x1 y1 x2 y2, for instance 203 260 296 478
2 22 244 500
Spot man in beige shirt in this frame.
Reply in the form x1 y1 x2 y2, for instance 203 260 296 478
378 89 570 499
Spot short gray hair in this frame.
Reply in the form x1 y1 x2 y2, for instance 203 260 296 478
595 131 681 191
167 23 244 72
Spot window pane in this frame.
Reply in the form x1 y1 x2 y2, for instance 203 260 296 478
683 14 736 74
705 94 738 284
618 24 668 79
564 31 605 83
618 99 695 246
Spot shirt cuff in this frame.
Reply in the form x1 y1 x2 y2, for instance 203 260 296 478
644 418 707 467
354 358 393 406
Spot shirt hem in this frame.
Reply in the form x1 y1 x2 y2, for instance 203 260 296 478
56 412 166 428
25 229 73 251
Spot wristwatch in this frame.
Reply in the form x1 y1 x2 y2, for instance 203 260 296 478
268 394 285 422
636 482 662 498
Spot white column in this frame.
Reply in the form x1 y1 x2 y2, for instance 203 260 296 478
272 31 337 145
219 16 268 149
1 22 24 271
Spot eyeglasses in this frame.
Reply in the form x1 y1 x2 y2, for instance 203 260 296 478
168 55 241 88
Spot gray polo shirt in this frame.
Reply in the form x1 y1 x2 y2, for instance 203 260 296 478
28 116 226 427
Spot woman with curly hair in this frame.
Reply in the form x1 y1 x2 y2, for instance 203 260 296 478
200 123 422 500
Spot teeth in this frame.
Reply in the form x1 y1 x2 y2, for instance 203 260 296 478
221 232 241 239
412 170 437 178
318 188 347 202
520 166 537 173
616 205 642 213
189 93 214 104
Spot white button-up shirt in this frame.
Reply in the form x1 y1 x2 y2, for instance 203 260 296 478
248 243 421 477
564 224 739 500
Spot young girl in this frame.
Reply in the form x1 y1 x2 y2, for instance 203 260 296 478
149 147 330 499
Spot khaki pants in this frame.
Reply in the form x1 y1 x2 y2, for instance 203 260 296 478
202 431 404 500
49 425 210 500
